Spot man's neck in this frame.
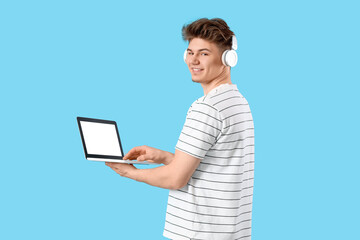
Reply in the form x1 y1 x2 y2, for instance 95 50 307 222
201 69 232 95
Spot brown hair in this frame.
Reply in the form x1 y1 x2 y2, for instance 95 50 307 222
182 18 235 51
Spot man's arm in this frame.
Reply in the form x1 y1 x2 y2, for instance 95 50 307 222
106 149 200 190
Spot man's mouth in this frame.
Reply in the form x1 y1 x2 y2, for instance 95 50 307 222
192 68 203 73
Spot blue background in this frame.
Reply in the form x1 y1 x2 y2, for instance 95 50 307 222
1 0 359 239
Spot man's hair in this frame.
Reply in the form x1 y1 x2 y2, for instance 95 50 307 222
182 18 235 51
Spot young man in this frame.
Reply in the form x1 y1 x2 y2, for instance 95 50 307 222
106 18 255 240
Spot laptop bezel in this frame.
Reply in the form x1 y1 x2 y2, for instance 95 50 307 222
77 117 125 160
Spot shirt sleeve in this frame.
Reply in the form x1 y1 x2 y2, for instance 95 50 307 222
175 100 222 160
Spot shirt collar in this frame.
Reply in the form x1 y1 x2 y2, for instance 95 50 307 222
206 83 238 97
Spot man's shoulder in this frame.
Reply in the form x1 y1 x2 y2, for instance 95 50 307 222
190 96 220 114
204 84 242 106
188 84 246 117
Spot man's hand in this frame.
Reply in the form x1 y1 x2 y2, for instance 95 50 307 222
123 145 174 165
105 162 137 177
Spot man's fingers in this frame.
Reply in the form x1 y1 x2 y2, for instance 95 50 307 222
124 146 146 160
105 162 123 168
137 155 155 162
124 151 140 160
137 155 146 161
105 162 117 170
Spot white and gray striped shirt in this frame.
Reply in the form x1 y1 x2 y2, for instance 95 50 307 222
163 84 255 240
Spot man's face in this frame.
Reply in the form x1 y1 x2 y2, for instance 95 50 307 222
185 38 225 84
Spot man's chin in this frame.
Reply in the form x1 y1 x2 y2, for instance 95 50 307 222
191 78 202 83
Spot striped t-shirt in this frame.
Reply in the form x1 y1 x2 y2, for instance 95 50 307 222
163 84 255 240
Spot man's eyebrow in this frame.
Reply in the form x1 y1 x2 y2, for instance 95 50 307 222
187 48 212 52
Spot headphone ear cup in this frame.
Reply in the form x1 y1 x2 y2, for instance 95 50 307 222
222 50 229 66
222 50 238 67
184 50 187 63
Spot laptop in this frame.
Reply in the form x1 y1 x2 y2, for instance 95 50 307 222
77 117 157 165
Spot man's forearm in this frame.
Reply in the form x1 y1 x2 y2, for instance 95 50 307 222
160 150 174 165
125 164 183 190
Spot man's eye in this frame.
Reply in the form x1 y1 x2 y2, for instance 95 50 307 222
201 53 208 56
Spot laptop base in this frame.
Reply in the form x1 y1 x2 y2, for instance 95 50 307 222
87 158 158 165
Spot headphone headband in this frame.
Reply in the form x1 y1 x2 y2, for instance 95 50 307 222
231 35 238 51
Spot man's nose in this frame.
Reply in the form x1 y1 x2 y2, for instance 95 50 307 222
190 54 200 65
190 54 200 64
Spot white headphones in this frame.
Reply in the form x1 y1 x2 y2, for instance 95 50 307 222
184 35 238 67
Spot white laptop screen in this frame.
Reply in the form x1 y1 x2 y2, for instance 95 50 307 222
79 120 123 157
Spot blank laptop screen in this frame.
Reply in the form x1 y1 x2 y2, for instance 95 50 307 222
79 121 123 157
